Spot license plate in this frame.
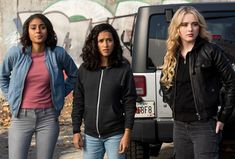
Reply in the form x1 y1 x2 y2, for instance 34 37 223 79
135 101 155 118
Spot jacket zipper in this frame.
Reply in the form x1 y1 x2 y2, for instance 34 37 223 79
96 70 104 138
189 51 201 120
172 54 179 119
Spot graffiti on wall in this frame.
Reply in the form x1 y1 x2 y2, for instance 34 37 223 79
8 0 191 65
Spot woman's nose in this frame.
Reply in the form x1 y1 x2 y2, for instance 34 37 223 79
103 41 108 47
188 25 193 31
35 27 41 32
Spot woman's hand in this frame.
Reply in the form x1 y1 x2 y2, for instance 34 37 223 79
216 121 224 134
73 133 83 149
119 128 131 154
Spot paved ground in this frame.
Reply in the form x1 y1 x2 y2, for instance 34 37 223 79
1 125 235 159
1 122 235 159
0 127 174 159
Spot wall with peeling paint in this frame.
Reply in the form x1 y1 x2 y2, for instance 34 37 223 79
0 0 196 65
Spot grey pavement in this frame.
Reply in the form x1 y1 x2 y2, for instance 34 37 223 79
0 127 174 159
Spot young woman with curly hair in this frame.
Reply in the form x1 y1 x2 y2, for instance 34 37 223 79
72 23 137 159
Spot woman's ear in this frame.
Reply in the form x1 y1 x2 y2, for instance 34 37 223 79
177 28 180 36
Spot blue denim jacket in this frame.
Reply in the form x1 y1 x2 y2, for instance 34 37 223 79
0 44 78 117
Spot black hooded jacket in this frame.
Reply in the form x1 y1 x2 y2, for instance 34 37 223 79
72 62 137 138
161 38 235 123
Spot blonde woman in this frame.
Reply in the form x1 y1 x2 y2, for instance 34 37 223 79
160 6 235 159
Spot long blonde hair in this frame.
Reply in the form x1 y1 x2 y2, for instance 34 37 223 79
160 6 211 88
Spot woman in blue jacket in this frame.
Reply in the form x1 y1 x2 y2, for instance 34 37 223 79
72 23 137 159
0 14 78 159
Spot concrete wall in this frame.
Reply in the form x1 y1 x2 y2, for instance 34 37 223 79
0 0 51 61
0 0 197 65
0 0 156 64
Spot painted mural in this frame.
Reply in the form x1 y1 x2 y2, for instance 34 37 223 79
4 0 191 65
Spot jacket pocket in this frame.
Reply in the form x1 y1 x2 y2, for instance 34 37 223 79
196 59 212 70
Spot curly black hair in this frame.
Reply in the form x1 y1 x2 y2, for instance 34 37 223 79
20 13 57 51
81 23 123 70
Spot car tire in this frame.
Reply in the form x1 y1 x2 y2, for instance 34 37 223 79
149 142 162 156
126 141 150 159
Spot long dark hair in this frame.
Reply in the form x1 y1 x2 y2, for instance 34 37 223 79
81 23 123 70
20 13 57 51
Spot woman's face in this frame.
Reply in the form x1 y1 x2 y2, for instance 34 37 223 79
178 13 199 44
97 31 114 58
28 18 48 45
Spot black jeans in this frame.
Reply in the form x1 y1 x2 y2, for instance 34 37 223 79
173 119 222 159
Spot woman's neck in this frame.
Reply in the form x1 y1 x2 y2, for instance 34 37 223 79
32 44 45 54
181 42 195 58
100 56 109 67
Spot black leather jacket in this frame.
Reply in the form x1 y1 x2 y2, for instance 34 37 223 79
161 38 235 123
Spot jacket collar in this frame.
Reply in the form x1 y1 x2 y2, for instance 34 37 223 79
191 36 208 52
22 45 49 56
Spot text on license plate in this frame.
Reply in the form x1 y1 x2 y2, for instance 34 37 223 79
135 101 155 118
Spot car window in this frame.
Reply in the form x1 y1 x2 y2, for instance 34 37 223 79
206 12 235 62
148 11 235 69
148 14 168 69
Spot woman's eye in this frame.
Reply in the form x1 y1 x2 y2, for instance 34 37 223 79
192 22 199 27
107 39 113 42
41 25 46 30
180 23 187 27
98 39 104 43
